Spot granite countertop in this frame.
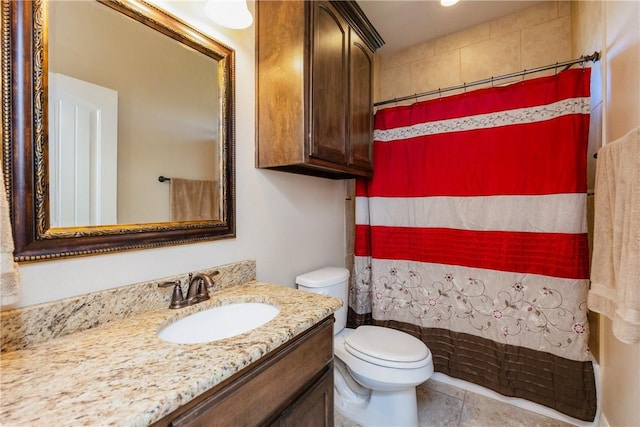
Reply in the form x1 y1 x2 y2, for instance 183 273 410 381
0 281 342 426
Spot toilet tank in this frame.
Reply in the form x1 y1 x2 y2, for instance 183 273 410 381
295 267 349 335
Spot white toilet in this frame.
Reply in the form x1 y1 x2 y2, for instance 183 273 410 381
296 267 434 427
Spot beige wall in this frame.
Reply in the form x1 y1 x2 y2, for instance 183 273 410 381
573 2 640 427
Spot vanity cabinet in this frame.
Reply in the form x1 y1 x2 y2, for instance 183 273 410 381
151 316 334 427
256 0 383 179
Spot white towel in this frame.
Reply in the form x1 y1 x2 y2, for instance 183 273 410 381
588 126 640 344
0 173 20 306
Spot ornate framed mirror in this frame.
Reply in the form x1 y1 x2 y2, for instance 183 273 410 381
2 0 236 261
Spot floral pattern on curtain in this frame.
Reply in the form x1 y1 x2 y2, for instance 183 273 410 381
351 68 596 421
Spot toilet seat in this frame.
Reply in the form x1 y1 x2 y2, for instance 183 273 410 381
335 328 434 392
344 326 431 369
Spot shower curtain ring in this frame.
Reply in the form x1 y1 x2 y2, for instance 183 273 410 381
438 88 442 98
491 76 494 88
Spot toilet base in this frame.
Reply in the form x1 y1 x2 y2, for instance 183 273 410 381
334 383 419 427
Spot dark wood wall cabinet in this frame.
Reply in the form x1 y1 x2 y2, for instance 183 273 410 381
151 316 334 427
256 1 384 179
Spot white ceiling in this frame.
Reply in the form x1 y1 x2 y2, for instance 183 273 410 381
356 0 545 55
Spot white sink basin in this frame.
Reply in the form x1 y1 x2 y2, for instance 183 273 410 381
158 302 280 344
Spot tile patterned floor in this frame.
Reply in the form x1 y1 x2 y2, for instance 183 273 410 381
335 379 575 427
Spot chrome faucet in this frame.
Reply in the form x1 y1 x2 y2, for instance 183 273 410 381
158 270 220 309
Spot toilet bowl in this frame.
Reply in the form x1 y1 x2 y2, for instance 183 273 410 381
296 267 434 427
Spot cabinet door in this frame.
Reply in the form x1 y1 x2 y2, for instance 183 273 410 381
276 368 334 427
310 1 348 165
348 30 374 171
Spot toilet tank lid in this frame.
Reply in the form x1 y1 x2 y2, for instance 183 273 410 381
295 267 350 287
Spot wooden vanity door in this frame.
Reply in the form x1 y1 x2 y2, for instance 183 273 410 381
274 369 334 427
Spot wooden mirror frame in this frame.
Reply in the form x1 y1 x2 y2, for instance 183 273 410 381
1 0 236 262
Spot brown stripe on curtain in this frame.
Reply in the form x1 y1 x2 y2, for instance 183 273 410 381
360 315 598 422
347 307 372 327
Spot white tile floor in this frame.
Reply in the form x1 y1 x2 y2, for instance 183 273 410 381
335 379 575 427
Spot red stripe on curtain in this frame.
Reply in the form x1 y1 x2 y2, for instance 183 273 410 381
370 116 590 197
374 70 591 130
365 226 590 279
354 224 370 256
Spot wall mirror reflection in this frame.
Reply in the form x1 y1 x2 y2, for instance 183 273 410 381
48 0 221 226
2 0 236 261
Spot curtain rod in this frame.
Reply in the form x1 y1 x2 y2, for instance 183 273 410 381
374 51 600 107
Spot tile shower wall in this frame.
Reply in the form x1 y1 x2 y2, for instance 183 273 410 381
374 1 573 103
572 0 604 363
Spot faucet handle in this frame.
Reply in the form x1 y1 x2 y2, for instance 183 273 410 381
158 280 187 309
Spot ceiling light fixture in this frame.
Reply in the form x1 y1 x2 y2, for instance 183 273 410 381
204 0 253 29
440 0 460 6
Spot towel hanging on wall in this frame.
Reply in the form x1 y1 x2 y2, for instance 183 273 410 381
170 178 218 222
588 126 640 344
0 171 20 306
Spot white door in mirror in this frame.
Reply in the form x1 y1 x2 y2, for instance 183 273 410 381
48 72 118 227
158 303 280 344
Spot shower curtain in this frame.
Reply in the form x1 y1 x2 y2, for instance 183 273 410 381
350 68 596 421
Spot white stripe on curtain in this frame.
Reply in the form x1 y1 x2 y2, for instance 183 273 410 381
356 194 588 233
352 257 591 361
